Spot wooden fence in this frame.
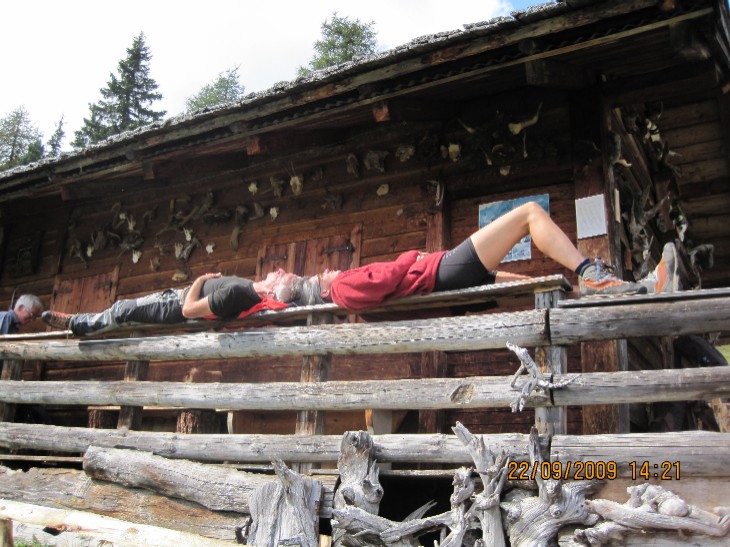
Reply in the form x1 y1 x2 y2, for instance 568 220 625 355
0 283 729 546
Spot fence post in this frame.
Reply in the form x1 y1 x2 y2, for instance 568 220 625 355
0 360 23 423
534 288 567 435
294 312 333 474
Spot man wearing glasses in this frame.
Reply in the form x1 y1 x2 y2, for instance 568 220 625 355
0 294 43 334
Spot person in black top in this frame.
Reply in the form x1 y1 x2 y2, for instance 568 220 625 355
41 271 289 336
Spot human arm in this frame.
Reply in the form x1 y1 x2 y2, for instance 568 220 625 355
181 273 222 318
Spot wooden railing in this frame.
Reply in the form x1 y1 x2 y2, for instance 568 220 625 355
1 282 729 546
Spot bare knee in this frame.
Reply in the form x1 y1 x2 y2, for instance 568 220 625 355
518 201 548 224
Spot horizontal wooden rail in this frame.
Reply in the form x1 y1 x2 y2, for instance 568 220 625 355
1 423 728 476
0 276 571 341
1 366 728 410
549 293 730 344
0 310 549 361
0 293 727 362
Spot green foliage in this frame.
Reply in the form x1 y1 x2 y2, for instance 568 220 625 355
298 12 378 77
185 66 246 112
73 32 166 148
0 106 43 171
14 538 49 547
46 115 66 157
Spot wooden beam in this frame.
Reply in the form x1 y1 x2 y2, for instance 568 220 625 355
0 309 550 361
0 360 22 423
2 366 729 410
3 292 730 363
0 464 251 541
571 89 628 435
602 60 719 107
117 359 148 430
0 499 235 547
83 446 333 516
1 423 730 474
525 59 593 89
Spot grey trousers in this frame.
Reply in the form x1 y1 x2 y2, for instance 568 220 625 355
69 288 186 335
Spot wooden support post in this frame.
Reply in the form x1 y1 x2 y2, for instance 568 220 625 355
0 518 11 547
418 351 447 434
118 360 149 430
295 313 332 474
534 289 567 434
0 360 22 423
571 91 630 435
177 410 219 434
418 185 451 434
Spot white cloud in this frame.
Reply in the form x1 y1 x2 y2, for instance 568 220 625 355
1 0 525 146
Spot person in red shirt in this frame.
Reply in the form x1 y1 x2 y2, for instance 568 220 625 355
279 201 678 311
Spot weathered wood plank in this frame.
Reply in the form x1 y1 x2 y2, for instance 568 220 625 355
550 296 730 345
0 464 246 542
1 294 728 362
0 310 549 361
0 499 235 547
82 446 335 517
0 275 571 340
1 423 729 475
2 366 728 410
246 460 322 547
0 360 22 423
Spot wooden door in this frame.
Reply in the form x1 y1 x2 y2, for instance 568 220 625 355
50 267 119 314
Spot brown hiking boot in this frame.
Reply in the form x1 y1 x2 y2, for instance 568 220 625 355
41 310 73 330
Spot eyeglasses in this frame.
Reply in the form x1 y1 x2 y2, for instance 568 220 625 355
28 309 41 320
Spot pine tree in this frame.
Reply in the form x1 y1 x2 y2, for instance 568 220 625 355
298 12 378 77
46 115 66 157
73 32 166 148
185 66 245 112
0 106 43 171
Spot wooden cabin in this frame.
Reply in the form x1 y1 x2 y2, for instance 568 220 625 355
1 0 730 545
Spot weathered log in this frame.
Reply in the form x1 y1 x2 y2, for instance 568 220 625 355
0 359 22 422
0 310 548 361
245 459 322 547
453 421 509 547
549 295 730 344
333 431 383 546
0 499 235 546
2 294 728 363
500 427 602 547
585 484 730 538
2 423 730 476
559 526 730 546
0 464 244 541
82 446 334 517
3 365 730 410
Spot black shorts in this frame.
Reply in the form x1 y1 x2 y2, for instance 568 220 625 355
434 238 496 292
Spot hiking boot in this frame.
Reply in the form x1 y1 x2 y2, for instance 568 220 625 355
579 258 647 296
42 310 73 330
640 242 680 294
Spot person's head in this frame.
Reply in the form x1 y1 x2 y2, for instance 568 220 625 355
280 269 341 306
13 294 43 325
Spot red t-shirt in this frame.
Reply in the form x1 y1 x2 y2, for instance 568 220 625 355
330 250 447 311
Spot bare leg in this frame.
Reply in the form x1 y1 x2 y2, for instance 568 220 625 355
470 201 585 271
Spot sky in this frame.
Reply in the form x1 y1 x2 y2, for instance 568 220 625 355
1 0 540 150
